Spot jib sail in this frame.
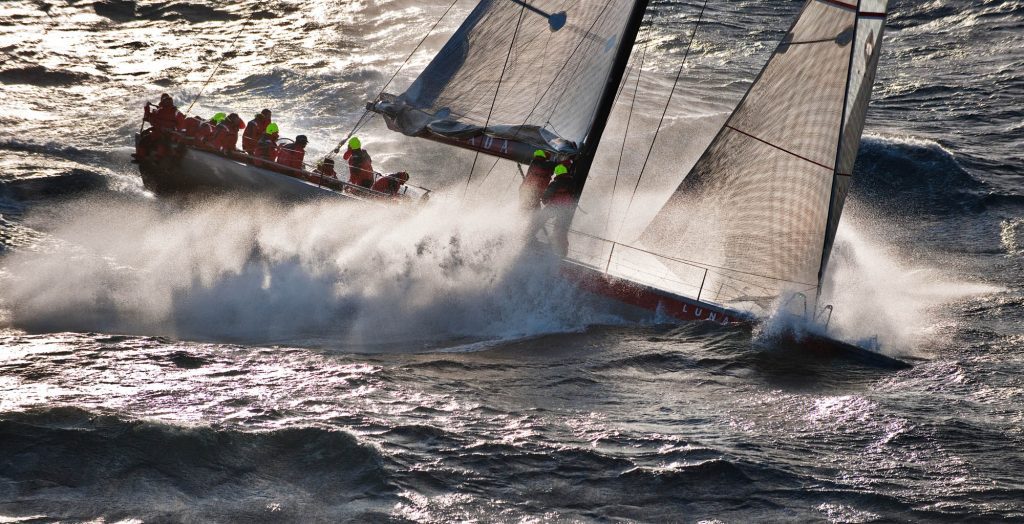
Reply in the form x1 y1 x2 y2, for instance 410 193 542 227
369 0 641 164
571 0 889 316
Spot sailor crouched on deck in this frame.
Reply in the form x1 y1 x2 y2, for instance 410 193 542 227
196 112 226 148
253 122 280 167
314 158 337 179
276 134 308 173
371 171 410 198
539 164 575 257
242 109 271 153
520 149 555 210
343 136 374 188
211 113 245 153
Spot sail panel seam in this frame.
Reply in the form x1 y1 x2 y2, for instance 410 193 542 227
570 230 819 287
723 125 835 172
820 0 857 10
787 37 849 45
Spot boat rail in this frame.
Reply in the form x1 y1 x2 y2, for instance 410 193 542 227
566 229 778 316
161 131 431 202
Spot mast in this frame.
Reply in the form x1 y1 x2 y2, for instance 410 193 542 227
815 0 861 308
570 1 651 197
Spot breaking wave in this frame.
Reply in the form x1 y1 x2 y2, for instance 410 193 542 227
0 195 618 348
852 135 986 214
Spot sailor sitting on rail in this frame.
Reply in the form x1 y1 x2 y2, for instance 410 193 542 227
276 135 308 173
253 122 280 168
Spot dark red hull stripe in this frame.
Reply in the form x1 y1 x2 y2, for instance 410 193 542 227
561 264 748 326
859 11 887 18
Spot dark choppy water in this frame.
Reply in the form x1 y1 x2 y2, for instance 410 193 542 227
1 0 1022 521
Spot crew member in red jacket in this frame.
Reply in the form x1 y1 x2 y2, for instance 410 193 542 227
242 109 271 153
519 149 555 210
145 93 184 132
275 135 308 173
370 171 410 198
195 112 226 149
181 115 204 141
342 136 374 188
211 113 245 153
136 94 183 161
253 122 280 167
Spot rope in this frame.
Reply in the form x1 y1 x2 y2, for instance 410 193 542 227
184 9 255 115
461 4 527 200
327 0 460 158
615 0 708 240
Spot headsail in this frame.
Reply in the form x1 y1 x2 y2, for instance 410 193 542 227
369 0 642 164
572 0 889 316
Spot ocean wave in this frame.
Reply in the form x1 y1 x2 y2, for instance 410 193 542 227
0 169 109 202
0 407 395 521
852 134 986 214
93 0 242 24
0 66 94 87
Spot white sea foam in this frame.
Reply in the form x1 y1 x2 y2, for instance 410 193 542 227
0 194 616 348
816 215 1000 354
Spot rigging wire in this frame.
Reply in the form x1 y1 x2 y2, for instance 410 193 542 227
605 17 655 237
327 0 461 158
518 0 616 137
184 9 256 115
614 0 709 241
461 4 528 202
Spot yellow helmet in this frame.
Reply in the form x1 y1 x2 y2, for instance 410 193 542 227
533 149 546 159
265 122 279 134
554 164 569 176
211 112 226 124
348 136 361 150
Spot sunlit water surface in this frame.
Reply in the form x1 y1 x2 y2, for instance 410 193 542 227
1 0 1022 521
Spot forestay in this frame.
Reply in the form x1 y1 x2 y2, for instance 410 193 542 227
369 0 640 164
570 0 889 317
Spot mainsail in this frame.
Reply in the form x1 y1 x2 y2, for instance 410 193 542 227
369 0 643 164
571 0 889 316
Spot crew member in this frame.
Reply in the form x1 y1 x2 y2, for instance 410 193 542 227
313 158 337 179
342 136 374 188
370 171 410 198
275 134 308 172
136 94 183 161
195 112 226 148
539 164 576 256
242 111 268 153
212 113 245 152
253 122 280 167
145 93 184 132
182 114 204 141
519 149 555 210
